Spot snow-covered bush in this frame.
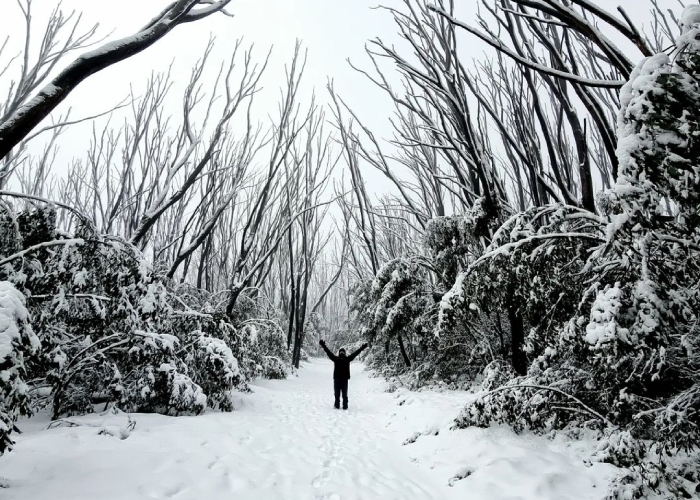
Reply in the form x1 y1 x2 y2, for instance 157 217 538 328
450 10 700 497
0 282 40 454
591 431 647 469
604 450 700 500
0 202 288 431
348 197 516 386
233 324 264 381
425 197 505 283
303 313 325 358
350 258 436 375
114 330 217 416
187 333 241 411
262 356 288 379
151 364 207 415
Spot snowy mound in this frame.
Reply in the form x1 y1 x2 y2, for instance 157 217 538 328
681 5 700 32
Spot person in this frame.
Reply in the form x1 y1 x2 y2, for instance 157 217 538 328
319 339 369 410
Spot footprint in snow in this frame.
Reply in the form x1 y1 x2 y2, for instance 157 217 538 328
315 493 340 500
448 466 475 487
312 468 331 488
144 483 183 499
207 459 223 470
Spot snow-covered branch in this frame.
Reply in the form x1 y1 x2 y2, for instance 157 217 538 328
0 0 232 161
0 238 83 266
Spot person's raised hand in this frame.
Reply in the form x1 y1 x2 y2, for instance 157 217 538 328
362 343 369 349
319 339 325 347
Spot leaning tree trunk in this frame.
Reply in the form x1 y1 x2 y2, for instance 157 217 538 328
397 334 411 368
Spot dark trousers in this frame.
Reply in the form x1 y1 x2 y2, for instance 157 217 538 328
334 379 348 409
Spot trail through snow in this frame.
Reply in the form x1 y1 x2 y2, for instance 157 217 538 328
0 359 617 500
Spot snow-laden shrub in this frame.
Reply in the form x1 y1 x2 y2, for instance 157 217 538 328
262 356 287 379
425 197 505 284
424 215 472 284
0 204 284 427
188 333 240 411
604 450 700 500
154 364 207 415
197 313 289 384
591 431 647 468
605 465 662 500
255 322 289 365
235 324 263 381
348 197 514 386
0 282 40 454
480 360 517 392
113 330 199 415
438 202 595 374
351 258 437 375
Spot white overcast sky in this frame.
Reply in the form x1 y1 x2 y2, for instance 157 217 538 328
0 0 685 197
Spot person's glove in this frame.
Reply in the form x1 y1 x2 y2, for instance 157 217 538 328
362 343 369 349
319 339 325 347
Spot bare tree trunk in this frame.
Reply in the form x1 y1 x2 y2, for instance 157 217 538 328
286 226 296 350
507 285 527 375
397 334 411 368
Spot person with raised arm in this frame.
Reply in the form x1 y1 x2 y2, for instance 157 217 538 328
318 340 369 410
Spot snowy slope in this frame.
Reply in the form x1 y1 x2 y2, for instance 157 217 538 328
0 359 617 499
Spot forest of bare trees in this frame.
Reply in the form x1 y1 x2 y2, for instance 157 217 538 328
1 0 699 498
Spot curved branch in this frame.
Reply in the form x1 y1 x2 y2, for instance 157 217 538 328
481 383 616 427
0 0 232 160
0 238 84 266
428 6 625 89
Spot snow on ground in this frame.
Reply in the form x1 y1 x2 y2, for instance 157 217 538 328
0 359 618 500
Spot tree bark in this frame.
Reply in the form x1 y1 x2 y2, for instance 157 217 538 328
397 334 411 368
508 299 527 376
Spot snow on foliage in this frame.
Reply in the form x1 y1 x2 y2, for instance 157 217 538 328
0 282 39 454
157 363 207 415
261 356 288 379
584 284 626 348
188 333 241 411
197 334 240 381
0 201 290 442
680 5 700 33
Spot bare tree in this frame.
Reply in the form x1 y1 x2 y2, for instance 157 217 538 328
0 0 233 161
287 111 338 368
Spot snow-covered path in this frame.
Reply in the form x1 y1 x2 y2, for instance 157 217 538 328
1 359 617 500
1 360 448 500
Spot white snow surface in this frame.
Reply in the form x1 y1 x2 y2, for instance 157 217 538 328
0 281 35 361
1 359 617 500
681 5 700 32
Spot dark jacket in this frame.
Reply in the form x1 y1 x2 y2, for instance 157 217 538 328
321 343 367 380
